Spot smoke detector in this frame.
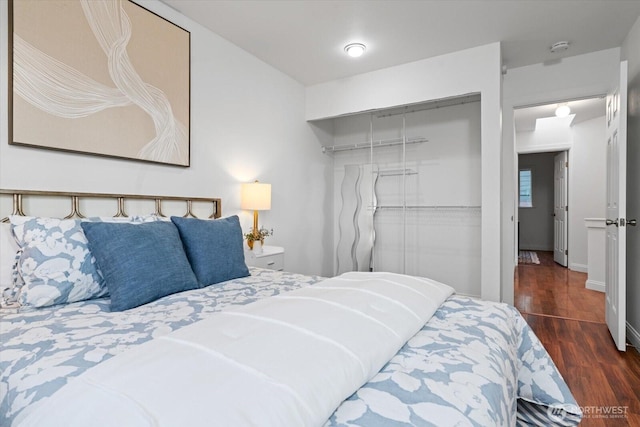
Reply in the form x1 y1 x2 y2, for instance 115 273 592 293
550 41 570 53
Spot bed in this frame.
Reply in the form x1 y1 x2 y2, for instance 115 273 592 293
0 190 582 426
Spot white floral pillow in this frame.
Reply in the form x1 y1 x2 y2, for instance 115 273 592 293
10 215 160 309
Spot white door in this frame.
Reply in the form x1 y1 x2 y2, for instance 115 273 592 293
605 61 627 352
553 151 568 266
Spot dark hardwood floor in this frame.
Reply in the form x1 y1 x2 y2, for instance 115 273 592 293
516 251 640 426
516 251 604 323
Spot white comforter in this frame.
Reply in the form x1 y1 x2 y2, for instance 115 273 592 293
15 272 454 427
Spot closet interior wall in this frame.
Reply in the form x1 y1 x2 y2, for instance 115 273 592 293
326 97 482 297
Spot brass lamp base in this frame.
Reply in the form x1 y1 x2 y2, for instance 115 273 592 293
253 210 260 238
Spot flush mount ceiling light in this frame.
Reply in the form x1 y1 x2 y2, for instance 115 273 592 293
550 41 570 53
344 43 366 58
555 104 571 117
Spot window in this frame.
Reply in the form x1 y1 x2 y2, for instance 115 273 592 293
519 169 533 208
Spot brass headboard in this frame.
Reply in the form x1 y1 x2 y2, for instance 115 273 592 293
0 189 222 223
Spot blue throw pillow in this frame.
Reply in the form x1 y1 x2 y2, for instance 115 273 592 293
170 216 250 286
80 221 199 311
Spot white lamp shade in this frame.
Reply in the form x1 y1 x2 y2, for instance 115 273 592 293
241 182 271 210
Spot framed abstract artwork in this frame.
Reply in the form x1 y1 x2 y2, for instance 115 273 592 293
9 0 191 167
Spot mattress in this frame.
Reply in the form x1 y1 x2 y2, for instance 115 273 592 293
0 268 581 426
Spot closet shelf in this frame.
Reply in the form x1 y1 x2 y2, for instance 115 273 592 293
322 137 427 153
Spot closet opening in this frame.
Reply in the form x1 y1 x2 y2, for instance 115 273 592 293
321 94 482 297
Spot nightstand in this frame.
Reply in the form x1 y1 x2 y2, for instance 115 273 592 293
244 246 284 271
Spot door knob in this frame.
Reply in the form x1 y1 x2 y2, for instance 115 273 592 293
606 218 619 227
629 219 637 227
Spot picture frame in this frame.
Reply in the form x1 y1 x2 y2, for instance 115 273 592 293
9 0 191 167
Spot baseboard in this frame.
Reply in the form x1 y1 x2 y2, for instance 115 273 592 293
626 322 640 355
569 263 588 273
585 279 605 293
519 246 553 252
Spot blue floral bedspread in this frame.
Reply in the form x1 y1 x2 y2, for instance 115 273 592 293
0 269 581 426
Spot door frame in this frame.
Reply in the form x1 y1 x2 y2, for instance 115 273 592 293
514 149 568 262
512 95 606 270
515 147 571 265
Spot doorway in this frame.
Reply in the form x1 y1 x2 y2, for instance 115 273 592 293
514 96 607 320
517 151 567 267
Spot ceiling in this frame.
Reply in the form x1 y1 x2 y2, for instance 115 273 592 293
162 0 640 86
514 96 606 133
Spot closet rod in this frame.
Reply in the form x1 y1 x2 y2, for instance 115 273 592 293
322 137 426 153
378 168 418 177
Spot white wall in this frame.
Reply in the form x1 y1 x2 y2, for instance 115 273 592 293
306 43 502 302
622 16 640 348
569 116 607 272
518 152 555 251
0 0 334 277
502 48 620 304
516 124 572 153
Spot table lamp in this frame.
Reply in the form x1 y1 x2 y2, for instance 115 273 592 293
241 180 271 240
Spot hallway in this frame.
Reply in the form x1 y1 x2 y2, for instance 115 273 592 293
515 251 640 426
